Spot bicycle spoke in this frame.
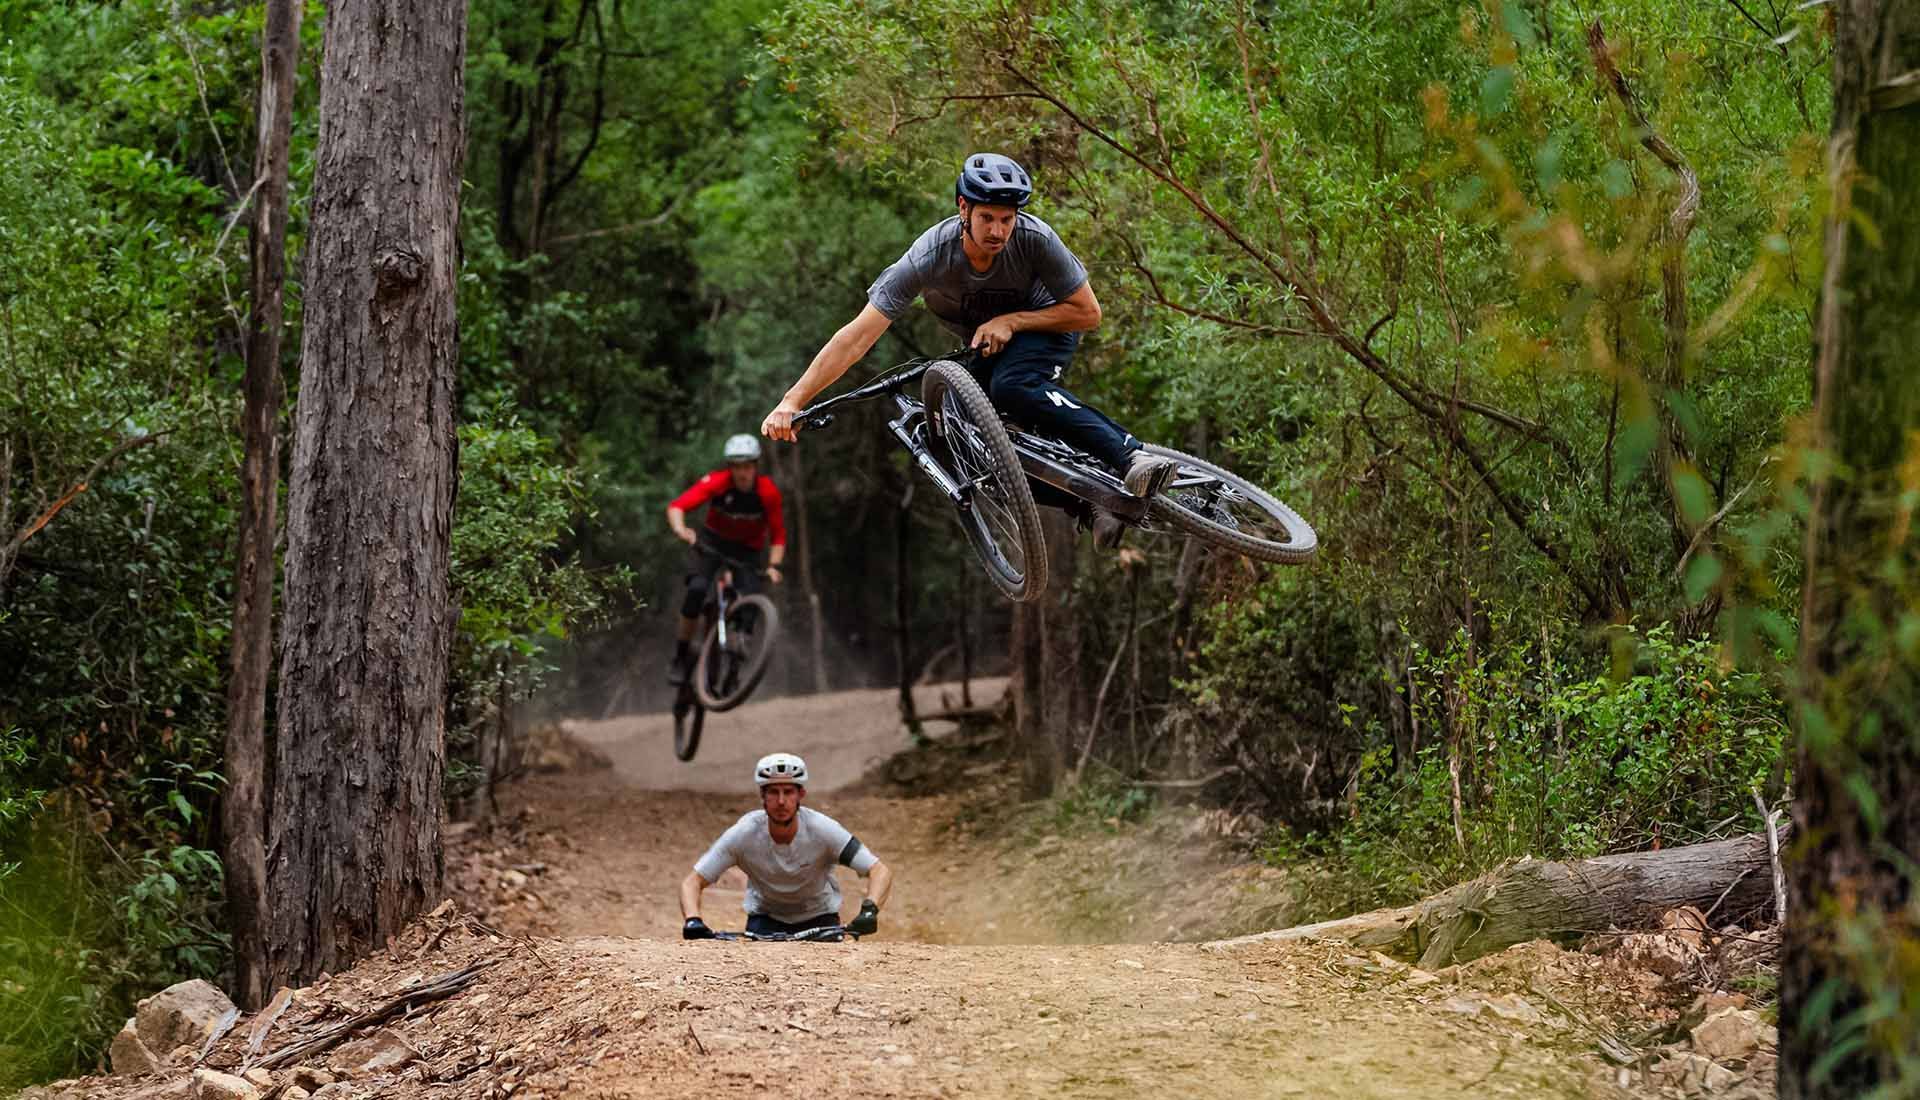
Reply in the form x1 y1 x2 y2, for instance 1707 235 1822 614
941 391 1027 577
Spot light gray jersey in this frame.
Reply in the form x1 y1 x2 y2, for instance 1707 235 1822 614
867 213 1089 340
693 806 879 922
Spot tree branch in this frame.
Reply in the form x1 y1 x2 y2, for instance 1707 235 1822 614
1120 237 1311 336
1001 58 1607 614
885 90 1049 136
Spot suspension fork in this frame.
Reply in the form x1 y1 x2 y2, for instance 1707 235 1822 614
712 575 731 650
888 395 970 507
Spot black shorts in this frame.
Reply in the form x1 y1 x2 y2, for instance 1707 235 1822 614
680 541 761 617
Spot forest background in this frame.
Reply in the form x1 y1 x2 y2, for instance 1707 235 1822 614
0 0 1835 1086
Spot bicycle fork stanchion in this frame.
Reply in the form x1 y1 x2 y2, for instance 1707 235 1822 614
889 400 971 508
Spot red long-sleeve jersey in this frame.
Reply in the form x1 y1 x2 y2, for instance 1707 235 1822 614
670 470 786 553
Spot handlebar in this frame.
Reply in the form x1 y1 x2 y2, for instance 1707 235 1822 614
789 350 975 436
710 925 861 943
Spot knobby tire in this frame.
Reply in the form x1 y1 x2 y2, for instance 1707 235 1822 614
1142 444 1317 563
922 361 1048 602
693 593 781 712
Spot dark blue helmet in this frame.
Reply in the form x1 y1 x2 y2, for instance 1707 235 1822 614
955 152 1033 208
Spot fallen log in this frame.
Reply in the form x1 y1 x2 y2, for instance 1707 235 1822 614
1206 830 1784 969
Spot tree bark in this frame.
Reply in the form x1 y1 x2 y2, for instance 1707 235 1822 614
224 0 302 1012
782 440 828 693
266 0 467 991
1208 831 1783 968
1783 4 1920 1094
894 477 920 733
1014 512 1079 796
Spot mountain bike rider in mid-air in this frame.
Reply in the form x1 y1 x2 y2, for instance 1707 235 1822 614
760 152 1177 549
665 434 785 685
681 753 893 939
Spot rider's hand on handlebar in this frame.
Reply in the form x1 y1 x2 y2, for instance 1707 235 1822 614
766 565 783 585
969 317 1017 357
847 899 879 936
683 917 715 940
674 527 698 547
762 401 802 443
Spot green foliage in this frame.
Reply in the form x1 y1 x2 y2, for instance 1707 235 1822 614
0 62 237 1088
1050 772 1154 833
1266 625 1789 917
445 415 621 796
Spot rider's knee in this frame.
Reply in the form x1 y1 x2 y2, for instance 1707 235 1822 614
680 579 709 618
988 369 1046 414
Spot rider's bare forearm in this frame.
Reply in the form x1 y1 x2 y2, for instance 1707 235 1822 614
769 543 786 567
1004 288 1102 335
863 859 894 909
679 870 708 919
667 506 693 540
784 317 882 408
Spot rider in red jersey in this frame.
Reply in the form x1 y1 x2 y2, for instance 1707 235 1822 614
665 434 785 684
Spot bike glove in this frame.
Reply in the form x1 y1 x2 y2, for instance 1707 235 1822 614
683 917 715 940
848 899 880 936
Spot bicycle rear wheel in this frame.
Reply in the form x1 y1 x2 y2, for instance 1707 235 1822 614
693 593 781 712
1142 444 1317 563
672 691 705 761
922 361 1047 602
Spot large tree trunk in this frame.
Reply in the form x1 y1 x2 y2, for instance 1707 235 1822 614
1209 831 1782 968
265 0 467 991
223 0 302 1012
1783 3 1920 1095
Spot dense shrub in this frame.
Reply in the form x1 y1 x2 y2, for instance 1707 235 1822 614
1265 625 1790 918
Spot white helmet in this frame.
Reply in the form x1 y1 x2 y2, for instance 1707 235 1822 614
754 752 808 788
723 433 762 463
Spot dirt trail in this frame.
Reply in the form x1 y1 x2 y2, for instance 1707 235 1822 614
428 683 1622 1099
563 679 1003 795
51 682 1712 1100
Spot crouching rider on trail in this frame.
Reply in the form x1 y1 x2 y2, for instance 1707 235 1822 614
680 753 894 939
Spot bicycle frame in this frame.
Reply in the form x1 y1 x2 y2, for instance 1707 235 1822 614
797 354 1151 523
693 543 760 655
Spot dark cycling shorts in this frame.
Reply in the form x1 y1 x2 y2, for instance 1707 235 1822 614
745 910 840 936
681 541 762 617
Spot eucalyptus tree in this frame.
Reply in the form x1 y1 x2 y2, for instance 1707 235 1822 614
266 0 469 987
1784 1 1920 1093
224 0 303 1011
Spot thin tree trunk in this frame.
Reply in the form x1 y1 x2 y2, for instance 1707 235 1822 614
224 0 302 1012
785 439 828 693
895 478 919 733
1783 4 1920 1094
266 0 467 991
957 558 973 707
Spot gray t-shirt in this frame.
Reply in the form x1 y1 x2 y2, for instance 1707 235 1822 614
867 213 1089 339
693 806 879 922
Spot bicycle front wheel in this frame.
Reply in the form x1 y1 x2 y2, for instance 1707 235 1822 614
1143 444 1317 563
922 361 1047 602
693 594 781 712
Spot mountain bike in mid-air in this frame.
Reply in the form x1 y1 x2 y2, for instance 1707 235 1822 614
792 350 1316 602
672 543 781 761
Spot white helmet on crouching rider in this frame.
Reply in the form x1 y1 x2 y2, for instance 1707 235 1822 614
754 752 808 788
